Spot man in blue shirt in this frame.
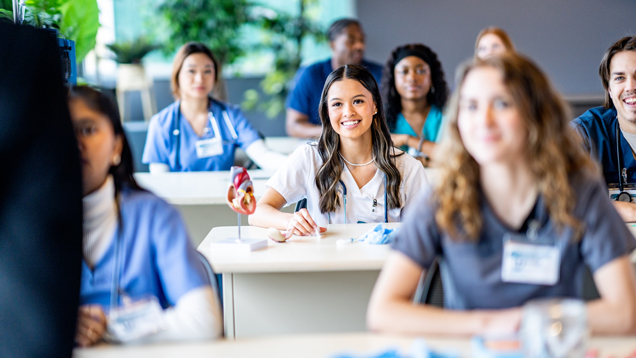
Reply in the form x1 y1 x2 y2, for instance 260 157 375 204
572 35 636 221
286 18 383 138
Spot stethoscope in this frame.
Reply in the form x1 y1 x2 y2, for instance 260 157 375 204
328 175 389 224
172 99 238 171
615 120 632 202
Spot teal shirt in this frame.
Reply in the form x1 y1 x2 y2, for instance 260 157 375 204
392 105 443 154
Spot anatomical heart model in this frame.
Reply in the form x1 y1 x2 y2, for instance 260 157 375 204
226 166 256 215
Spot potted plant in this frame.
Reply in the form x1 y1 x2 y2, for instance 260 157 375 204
0 0 99 64
107 37 159 121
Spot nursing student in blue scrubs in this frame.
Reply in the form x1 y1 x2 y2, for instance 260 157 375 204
142 42 286 173
572 36 636 222
368 54 636 336
381 44 448 166
69 87 222 346
250 65 427 234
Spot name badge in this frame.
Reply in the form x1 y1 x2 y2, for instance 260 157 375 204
108 296 165 342
195 137 224 158
501 238 560 286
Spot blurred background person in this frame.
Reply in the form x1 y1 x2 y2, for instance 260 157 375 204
142 42 286 173
475 27 516 60
286 18 383 139
381 43 449 166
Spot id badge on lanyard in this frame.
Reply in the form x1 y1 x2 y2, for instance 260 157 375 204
107 295 165 342
195 112 224 158
501 221 561 286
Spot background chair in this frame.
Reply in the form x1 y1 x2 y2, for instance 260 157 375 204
196 251 225 337
413 258 444 307
294 198 307 212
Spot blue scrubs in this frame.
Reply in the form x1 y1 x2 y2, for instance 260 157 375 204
286 58 383 125
571 106 636 185
142 98 261 171
80 187 207 309
392 105 444 152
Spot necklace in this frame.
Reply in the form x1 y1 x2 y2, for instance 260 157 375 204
339 153 375 167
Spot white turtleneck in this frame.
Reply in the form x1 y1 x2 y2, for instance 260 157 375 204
83 176 117 268
81 176 222 342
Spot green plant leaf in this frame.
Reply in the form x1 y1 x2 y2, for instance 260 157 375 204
59 0 99 63
0 8 12 21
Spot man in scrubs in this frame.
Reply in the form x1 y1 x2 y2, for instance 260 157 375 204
285 18 383 139
572 36 636 221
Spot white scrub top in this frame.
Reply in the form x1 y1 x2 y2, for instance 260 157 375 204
266 144 428 226
142 98 261 172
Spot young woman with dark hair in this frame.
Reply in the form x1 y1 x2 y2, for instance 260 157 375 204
367 53 636 336
69 86 222 346
381 43 448 166
142 41 286 173
250 65 427 234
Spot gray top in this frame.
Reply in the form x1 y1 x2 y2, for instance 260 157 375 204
392 170 636 310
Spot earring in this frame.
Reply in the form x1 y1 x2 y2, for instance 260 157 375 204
112 154 121 166
374 110 378 115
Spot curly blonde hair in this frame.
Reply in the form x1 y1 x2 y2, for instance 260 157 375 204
434 53 596 241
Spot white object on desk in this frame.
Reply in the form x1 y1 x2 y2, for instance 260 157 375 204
199 223 400 338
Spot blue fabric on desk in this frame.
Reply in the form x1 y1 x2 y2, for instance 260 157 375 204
357 224 396 245
330 338 460 358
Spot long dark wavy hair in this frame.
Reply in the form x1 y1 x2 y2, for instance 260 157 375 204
315 64 403 213
381 43 448 132
69 86 143 197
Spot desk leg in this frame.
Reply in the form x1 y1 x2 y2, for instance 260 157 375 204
222 273 235 339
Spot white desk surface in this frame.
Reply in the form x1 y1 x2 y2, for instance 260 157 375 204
134 169 273 205
198 223 400 273
74 332 636 358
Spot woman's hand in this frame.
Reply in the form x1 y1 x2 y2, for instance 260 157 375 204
286 208 326 236
481 307 523 335
75 305 107 347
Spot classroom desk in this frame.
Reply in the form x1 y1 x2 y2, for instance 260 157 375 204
134 170 279 246
198 223 400 339
134 167 438 246
74 332 636 358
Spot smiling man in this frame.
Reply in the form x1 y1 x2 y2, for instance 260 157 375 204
572 36 636 221
285 18 383 139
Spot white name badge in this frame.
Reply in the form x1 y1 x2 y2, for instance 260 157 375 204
107 296 165 342
501 240 560 285
195 137 224 158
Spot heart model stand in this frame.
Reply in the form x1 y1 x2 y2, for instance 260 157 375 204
210 166 267 252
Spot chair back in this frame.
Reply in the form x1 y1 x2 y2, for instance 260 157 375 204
413 258 444 307
196 251 225 337
294 198 308 212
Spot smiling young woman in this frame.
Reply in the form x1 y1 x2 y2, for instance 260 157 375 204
367 53 636 337
249 65 428 234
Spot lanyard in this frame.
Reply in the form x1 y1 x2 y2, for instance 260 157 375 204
328 174 389 224
172 100 237 171
110 198 124 312
615 120 632 202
